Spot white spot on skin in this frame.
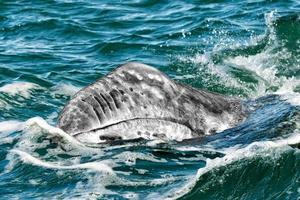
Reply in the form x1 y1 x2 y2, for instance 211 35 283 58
136 73 143 80
119 73 125 77
148 74 162 82
140 83 164 99
128 70 143 80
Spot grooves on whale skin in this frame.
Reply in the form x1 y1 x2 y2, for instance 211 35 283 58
58 62 246 144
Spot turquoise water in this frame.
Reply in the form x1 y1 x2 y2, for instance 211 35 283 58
0 0 300 199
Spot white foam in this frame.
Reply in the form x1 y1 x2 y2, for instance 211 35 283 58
25 117 83 145
51 83 81 97
0 82 41 98
20 117 108 157
0 117 103 156
265 10 278 40
0 120 20 145
225 52 300 105
113 151 167 166
274 78 300 106
203 111 235 135
123 192 139 200
11 149 114 174
173 74 196 80
0 120 24 134
223 10 300 104
178 53 246 94
181 53 210 65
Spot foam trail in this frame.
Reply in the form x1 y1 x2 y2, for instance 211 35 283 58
11 149 115 174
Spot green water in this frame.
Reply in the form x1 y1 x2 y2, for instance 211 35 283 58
0 0 299 199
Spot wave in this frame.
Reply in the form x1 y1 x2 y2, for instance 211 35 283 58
10 149 114 174
168 131 300 199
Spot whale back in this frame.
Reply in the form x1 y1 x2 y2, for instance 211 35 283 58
58 62 245 140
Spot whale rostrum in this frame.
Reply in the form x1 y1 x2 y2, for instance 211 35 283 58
58 62 246 144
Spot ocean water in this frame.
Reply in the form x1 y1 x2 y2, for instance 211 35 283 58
0 0 299 199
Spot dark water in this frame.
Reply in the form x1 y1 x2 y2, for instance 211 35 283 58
0 0 299 199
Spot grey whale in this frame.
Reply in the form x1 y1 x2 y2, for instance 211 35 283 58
58 62 246 144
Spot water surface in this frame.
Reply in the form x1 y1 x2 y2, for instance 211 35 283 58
0 0 299 199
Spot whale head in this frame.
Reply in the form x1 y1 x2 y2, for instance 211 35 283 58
58 62 246 144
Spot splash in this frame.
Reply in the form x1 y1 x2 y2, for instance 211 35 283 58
176 11 300 105
25 117 85 148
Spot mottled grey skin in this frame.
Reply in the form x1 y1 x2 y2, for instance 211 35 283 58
58 62 246 144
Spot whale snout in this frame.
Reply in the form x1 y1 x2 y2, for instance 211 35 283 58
58 62 246 144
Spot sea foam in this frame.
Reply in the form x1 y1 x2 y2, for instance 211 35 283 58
11 149 114 174
0 82 41 98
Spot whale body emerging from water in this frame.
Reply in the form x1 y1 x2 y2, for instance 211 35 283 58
58 62 246 144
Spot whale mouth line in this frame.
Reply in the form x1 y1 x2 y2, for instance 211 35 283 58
72 117 196 144
73 117 194 136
